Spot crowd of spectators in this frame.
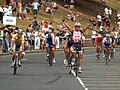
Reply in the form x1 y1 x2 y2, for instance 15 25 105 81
90 7 120 47
1 0 120 53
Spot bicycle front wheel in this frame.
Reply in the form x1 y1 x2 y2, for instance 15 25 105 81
13 60 17 75
49 48 53 66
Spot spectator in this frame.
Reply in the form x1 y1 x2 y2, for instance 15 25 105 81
70 0 75 10
0 29 3 53
113 28 119 45
0 4 3 21
42 21 49 32
32 0 40 17
31 17 38 30
89 16 97 29
67 11 72 20
71 13 76 22
12 0 17 16
67 11 76 22
45 6 53 15
62 0 69 9
40 3 45 12
46 0 49 7
108 8 112 19
22 7 29 20
97 13 102 27
18 0 23 19
104 7 109 19
52 1 58 9
38 29 44 50
91 30 96 47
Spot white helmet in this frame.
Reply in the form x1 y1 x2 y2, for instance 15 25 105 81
98 34 102 38
106 34 110 38
75 22 81 27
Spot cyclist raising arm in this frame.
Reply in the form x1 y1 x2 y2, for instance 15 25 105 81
10 28 25 67
63 21 90 73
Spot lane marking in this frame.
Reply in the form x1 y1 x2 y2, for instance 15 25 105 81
71 70 89 90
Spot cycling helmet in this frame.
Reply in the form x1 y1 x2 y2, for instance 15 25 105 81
98 34 102 38
75 22 81 27
106 34 110 38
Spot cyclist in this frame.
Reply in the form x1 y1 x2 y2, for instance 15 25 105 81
62 28 74 65
102 34 112 61
10 28 25 67
95 34 103 57
43 28 56 63
64 21 90 73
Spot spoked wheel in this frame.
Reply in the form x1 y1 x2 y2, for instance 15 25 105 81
49 58 52 66
49 49 53 67
106 58 108 65
111 51 114 59
74 65 78 77
13 61 17 75
97 54 100 60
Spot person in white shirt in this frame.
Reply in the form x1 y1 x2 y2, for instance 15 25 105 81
108 8 112 19
32 0 40 17
104 7 109 19
91 30 96 47
0 4 3 21
97 13 102 27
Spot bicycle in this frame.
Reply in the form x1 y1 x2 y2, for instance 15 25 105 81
105 47 109 65
68 47 82 77
96 44 102 60
12 51 19 75
47 45 54 66
110 46 114 59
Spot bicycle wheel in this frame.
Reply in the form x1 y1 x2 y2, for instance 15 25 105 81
74 57 78 77
97 54 100 60
111 49 114 59
13 60 17 75
105 52 108 65
68 57 72 74
49 48 52 66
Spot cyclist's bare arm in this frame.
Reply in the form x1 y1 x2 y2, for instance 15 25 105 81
21 41 25 50
10 39 15 49
82 22 90 33
63 22 73 32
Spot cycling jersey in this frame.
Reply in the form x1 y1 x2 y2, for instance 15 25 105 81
103 37 112 47
44 33 54 45
63 32 74 48
96 37 103 45
12 34 25 46
72 30 82 43
70 30 83 51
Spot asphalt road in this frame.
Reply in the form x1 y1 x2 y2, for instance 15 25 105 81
0 48 120 90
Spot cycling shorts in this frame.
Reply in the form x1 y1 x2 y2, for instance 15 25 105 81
104 43 110 47
46 41 53 46
71 42 81 51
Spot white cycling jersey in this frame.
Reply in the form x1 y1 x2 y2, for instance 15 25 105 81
72 30 82 43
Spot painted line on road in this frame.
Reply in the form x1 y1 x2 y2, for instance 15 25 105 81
71 70 88 90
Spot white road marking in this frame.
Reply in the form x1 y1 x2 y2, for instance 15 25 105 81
71 70 89 90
